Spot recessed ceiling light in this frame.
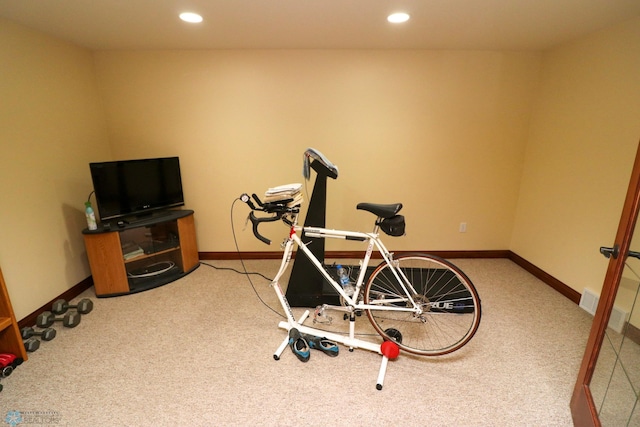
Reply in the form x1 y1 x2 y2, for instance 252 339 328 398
179 12 203 23
387 12 410 24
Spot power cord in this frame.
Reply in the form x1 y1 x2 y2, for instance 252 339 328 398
199 198 284 319
199 261 271 282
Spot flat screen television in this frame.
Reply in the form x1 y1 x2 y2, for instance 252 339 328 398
89 157 184 222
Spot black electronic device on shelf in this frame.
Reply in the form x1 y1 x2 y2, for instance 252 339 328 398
89 156 184 224
286 149 341 307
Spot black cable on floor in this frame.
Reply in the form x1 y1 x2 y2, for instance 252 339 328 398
199 261 272 282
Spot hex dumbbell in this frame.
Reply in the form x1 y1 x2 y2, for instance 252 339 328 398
36 311 81 328
52 298 93 315
20 326 57 341
23 338 40 353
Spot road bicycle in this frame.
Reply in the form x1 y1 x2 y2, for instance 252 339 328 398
239 184 481 388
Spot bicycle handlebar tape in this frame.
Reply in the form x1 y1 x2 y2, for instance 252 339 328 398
249 212 272 245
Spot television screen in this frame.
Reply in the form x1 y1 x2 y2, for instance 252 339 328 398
89 157 184 222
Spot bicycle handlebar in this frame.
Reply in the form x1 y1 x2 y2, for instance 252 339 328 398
240 193 297 245
248 211 280 245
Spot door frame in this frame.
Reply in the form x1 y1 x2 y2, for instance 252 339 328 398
570 140 640 426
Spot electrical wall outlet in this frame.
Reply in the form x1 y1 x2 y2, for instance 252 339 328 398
459 222 467 233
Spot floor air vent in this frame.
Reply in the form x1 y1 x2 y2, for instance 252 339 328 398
579 288 628 334
579 289 599 315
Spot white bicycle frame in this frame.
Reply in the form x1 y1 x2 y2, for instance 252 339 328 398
268 214 423 389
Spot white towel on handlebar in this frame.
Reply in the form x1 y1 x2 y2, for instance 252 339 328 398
264 183 303 206
265 183 302 197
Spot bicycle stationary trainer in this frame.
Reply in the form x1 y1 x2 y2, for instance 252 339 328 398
239 153 481 389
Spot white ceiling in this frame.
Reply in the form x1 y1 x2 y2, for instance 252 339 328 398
0 0 639 51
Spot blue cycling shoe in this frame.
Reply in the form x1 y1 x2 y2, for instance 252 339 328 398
288 328 310 362
302 333 339 357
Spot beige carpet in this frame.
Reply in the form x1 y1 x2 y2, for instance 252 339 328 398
0 258 593 426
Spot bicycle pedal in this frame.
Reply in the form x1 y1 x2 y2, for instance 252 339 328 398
313 305 333 325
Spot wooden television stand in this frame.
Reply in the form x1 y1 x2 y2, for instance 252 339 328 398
83 210 199 297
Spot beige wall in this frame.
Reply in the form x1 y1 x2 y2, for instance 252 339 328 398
94 50 540 253
511 16 640 295
1 15 639 321
0 19 110 319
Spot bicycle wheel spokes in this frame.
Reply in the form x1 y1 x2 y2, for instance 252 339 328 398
364 254 481 356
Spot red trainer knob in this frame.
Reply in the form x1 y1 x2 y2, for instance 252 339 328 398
381 340 400 359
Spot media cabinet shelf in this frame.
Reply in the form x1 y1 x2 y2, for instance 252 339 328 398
0 267 28 362
0 317 11 330
123 247 181 264
83 210 199 297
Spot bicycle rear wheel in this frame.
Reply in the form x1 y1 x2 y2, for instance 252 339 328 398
364 254 481 356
